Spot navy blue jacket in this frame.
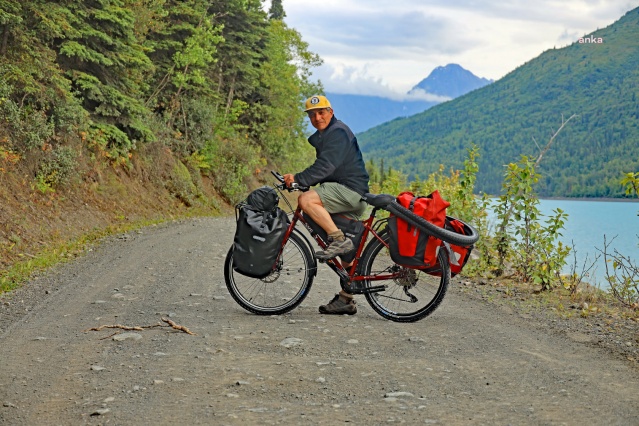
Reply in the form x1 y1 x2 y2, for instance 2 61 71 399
295 116 370 195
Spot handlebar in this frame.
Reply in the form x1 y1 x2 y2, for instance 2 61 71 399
271 171 309 192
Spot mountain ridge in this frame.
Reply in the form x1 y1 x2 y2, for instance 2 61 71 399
358 8 639 197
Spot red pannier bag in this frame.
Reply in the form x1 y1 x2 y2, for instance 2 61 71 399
443 216 474 277
388 190 450 271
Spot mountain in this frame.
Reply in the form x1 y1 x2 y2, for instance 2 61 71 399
408 63 493 98
325 64 492 133
358 8 639 198
325 94 437 133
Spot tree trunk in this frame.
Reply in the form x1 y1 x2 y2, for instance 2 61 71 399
225 73 236 116
0 25 9 57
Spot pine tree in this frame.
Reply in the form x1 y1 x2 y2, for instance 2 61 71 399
142 0 223 154
208 0 269 118
0 1 85 152
1 0 329 199
268 0 285 20
54 0 155 155
254 18 321 167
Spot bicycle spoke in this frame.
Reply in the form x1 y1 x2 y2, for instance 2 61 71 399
224 232 314 315
360 229 450 322
375 293 415 303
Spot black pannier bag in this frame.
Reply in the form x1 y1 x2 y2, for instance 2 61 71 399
303 213 365 263
233 187 289 278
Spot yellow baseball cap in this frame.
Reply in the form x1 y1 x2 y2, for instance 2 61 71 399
304 95 331 112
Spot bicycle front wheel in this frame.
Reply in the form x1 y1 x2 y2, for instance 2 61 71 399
224 231 315 315
359 229 450 322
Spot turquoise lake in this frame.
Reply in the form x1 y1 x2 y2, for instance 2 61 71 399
487 199 639 287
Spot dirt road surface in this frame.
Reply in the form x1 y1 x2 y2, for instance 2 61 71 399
1 217 638 425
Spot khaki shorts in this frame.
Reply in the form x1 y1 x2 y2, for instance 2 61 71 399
314 182 366 220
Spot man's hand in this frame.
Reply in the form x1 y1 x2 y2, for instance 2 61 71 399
283 173 295 188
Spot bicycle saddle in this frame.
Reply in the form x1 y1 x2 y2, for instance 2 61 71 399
362 193 395 209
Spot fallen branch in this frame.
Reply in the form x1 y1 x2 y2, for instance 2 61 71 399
86 324 151 332
85 318 196 336
162 317 196 335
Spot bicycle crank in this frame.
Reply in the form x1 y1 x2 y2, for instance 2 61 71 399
341 278 386 295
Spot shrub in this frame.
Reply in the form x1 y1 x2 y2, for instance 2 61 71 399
35 145 78 190
602 172 639 307
492 155 570 289
166 160 200 207
0 81 55 154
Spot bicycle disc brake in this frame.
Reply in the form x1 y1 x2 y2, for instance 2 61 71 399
261 259 282 283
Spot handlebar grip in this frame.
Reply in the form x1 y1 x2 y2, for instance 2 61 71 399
271 171 309 192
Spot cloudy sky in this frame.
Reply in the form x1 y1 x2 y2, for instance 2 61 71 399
274 0 636 99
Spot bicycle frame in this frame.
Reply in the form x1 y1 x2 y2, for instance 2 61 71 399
276 191 396 287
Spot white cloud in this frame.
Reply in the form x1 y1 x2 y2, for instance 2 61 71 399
311 62 393 96
404 88 452 103
313 62 452 101
276 0 636 96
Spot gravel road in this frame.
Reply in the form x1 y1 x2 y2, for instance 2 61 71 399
1 217 638 425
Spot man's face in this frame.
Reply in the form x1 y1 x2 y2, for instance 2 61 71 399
307 108 334 131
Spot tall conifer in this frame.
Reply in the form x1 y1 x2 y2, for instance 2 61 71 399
55 0 154 154
268 0 286 20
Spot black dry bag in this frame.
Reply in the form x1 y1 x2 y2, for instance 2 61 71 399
232 187 289 278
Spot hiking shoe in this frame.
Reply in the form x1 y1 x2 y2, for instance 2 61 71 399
319 294 357 315
316 238 354 260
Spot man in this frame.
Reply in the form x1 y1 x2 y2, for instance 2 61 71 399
283 95 370 315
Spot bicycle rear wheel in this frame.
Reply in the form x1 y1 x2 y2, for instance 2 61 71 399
359 229 450 322
224 231 315 315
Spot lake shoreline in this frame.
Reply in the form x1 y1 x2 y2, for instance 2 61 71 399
540 197 639 203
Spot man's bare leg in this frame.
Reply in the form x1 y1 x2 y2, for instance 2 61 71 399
297 190 338 234
298 190 354 300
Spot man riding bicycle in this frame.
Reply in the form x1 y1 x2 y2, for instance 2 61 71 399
283 95 370 315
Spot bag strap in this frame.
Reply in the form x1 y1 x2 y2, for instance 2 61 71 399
406 196 417 232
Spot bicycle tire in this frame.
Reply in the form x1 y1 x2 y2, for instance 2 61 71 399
386 201 479 247
359 229 450 322
224 231 315 315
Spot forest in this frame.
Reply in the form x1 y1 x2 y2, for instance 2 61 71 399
0 0 319 204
